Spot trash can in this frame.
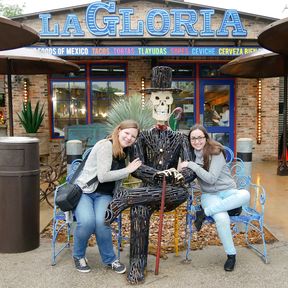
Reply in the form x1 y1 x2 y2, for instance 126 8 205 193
0 137 40 253
237 138 253 179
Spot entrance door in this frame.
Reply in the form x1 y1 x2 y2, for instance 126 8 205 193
200 80 235 150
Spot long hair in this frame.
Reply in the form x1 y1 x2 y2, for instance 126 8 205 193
188 124 225 171
107 119 140 159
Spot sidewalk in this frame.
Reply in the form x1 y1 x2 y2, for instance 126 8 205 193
1 238 287 288
251 161 288 241
1 160 288 288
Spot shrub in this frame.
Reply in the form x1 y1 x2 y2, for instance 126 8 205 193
17 100 44 133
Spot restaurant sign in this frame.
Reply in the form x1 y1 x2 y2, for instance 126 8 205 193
39 1 247 38
33 46 257 57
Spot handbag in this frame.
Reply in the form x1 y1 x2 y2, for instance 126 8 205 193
55 151 97 211
55 183 82 212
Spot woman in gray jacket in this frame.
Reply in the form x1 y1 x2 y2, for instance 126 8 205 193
178 124 250 272
73 120 142 274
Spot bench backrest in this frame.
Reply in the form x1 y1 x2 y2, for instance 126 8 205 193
66 147 93 183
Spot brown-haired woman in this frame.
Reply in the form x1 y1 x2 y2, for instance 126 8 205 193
178 124 250 272
73 120 142 274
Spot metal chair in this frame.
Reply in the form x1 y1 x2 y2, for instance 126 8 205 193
184 147 268 264
51 148 124 265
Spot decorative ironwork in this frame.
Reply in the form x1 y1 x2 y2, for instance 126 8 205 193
40 144 67 207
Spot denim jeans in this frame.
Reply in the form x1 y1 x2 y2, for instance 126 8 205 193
201 189 250 255
73 192 116 265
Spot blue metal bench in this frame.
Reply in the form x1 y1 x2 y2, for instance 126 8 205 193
51 147 125 266
184 147 268 264
64 123 108 148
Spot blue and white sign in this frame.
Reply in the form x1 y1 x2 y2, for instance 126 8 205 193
39 1 247 38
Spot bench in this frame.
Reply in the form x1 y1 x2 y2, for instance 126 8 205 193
64 123 108 148
184 147 268 264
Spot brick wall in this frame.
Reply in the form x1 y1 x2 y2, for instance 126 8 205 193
236 78 279 161
5 1 280 161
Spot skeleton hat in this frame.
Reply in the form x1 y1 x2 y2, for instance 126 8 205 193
141 66 182 93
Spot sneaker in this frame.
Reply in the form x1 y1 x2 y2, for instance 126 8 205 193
74 257 91 273
108 259 126 274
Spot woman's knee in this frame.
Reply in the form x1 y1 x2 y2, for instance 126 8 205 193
213 212 230 227
240 189 250 203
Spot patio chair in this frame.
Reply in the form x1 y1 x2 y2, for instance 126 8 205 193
184 147 268 264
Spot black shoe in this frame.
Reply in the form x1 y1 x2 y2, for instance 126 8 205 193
228 206 242 216
194 206 206 232
74 257 91 273
224 254 236 272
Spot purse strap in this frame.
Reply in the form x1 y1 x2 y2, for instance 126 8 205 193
69 153 98 187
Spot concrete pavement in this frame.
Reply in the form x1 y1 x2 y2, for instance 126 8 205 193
1 238 287 288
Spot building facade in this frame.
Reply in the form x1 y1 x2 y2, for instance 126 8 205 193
2 0 281 161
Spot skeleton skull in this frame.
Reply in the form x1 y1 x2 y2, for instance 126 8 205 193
150 91 173 122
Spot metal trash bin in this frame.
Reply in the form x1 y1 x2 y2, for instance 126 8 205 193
0 137 40 253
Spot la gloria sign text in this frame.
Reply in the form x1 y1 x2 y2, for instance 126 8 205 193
39 1 247 38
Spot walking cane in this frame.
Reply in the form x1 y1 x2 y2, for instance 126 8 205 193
155 176 167 275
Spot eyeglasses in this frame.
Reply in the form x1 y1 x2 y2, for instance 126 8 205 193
190 136 206 142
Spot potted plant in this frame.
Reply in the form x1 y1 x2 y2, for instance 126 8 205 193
17 100 44 133
17 100 48 155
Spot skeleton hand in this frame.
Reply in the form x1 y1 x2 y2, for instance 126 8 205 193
154 168 184 185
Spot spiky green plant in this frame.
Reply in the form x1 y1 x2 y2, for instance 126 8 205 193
17 100 45 133
106 95 155 134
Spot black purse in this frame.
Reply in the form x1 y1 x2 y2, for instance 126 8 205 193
55 183 82 212
55 152 97 212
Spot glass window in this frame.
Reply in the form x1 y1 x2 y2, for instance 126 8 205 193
90 64 125 78
200 63 225 78
51 65 86 78
165 64 195 79
203 84 230 127
91 81 125 123
52 81 86 137
172 81 195 130
50 63 126 138
211 133 230 147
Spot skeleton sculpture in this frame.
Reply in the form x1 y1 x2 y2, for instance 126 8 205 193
105 66 196 284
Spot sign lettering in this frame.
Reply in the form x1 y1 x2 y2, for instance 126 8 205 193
39 1 247 38
33 46 258 56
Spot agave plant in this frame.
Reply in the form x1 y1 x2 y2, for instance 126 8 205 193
17 100 45 133
106 95 155 134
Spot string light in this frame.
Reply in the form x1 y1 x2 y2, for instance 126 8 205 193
256 79 262 144
23 78 29 107
141 77 145 109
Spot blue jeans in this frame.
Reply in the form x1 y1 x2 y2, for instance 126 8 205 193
201 189 250 255
73 192 116 265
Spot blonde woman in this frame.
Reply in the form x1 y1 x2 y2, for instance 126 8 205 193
73 120 142 273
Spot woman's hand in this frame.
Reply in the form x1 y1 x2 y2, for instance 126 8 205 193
127 158 142 173
177 161 189 171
